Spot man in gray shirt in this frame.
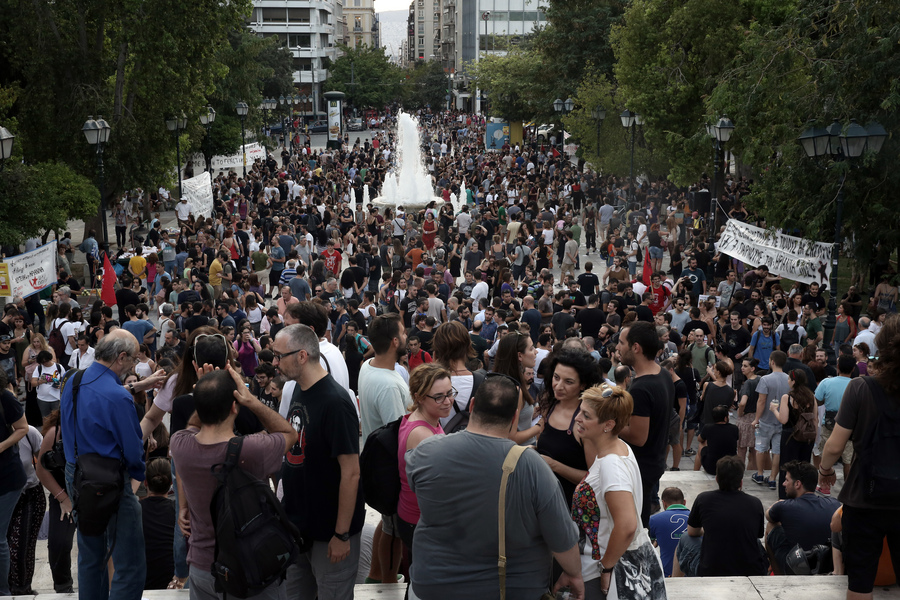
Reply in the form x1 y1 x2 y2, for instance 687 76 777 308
407 377 583 600
751 350 789 490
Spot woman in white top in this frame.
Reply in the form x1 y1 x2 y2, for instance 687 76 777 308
571 385 666 599
431 321 478 428
134 344 156 380
30 350 64 418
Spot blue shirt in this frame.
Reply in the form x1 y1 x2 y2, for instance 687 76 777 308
289 276 311 301
270 245 286 272
649 506 690 577
122 318 154 345
61 363 145 481
750 330 780 370
814 375 852 419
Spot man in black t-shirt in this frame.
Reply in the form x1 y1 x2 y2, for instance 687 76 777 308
722 311 751 360
275 324 365 597
687 455 767 576
800 282 827 317
574 294 606 340
617 321 675 526
576 263 600 297
697 406 739 474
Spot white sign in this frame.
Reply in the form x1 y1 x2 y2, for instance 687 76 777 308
1 241 57 298
188 143 267 174
182 172 214 219
717 220 832 286
327 100 341 142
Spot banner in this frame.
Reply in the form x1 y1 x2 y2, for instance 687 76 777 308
485 122 509 150
327 100 341 142
717 220 832 286
188 143 267 173
182 171 214 219
0 241 57 298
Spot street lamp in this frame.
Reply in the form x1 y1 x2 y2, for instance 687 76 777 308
553 97 574 159
82 115 111 256
235 101 249 179
199 105 216 173
278 95 288 150
798 117 884 364
706 114 734 231
591 106 606 160
0 126 14 171
620 109 642 205
165 112 187 199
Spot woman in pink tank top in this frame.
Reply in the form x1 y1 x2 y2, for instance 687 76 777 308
396 363 454 566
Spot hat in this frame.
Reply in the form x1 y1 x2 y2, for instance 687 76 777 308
692 211 699 217
0 335 12 342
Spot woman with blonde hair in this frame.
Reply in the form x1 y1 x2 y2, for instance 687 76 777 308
396 363 453 566
571 385 666 599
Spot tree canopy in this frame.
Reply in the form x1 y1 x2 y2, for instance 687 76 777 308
327 45 402 110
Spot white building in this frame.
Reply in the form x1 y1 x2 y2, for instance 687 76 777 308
248 0 347 119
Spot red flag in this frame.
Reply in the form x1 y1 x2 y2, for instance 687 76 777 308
101 252 117 307
642 247 652 287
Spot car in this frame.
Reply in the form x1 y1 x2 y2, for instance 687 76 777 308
348 118 365 131
308 120 329 133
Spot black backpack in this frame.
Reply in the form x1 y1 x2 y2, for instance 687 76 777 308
443 371 486 434
359 417 403 516
780 323 800 352
210 437 302 599
858 377 900 505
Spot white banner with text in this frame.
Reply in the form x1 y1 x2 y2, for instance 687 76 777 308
182 172 214 219
717 220 832 286
0 241 57 298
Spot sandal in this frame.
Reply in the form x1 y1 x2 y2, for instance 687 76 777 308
167 576 188 590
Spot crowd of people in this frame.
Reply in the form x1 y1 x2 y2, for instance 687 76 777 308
0 107 897 600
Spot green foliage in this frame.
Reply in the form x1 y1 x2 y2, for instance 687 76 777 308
709 0 900 260
328 45 403 109
402 60 451 111
0 162 99 247
466 50 557 123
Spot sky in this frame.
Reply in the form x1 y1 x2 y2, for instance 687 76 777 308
376 0 411 12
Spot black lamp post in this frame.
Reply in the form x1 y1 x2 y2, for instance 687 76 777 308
798 117 885 363
706 115 734 232
82 116 111 255
619 109 643 205
199 105 216 173
279 94 288 149
235 101 249 179
0 126 13 171
553 97 574 160
165 112 187 198
591 106 606 162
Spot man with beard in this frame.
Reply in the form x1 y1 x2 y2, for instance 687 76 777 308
356 314 409 586
617 321 676 526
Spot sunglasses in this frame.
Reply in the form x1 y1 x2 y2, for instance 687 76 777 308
193 333 228 365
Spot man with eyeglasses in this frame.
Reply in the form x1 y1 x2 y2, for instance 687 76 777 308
273 325 366 599
666 299 691 334
357 314 410 586
61 330 166 599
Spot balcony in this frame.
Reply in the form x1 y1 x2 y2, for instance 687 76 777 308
353 25 363 32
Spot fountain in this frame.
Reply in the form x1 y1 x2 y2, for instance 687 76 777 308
373 111 444 209
363 184 370 206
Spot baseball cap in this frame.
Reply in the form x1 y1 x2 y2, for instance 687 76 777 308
0 335 12 342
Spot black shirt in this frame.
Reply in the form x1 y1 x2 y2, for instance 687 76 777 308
722 325 751 360
635 305 654 323
681 319 711 337
141 495 176 590
688 489 767 576
698 423 739 474
576 273 600 297
184 315 210 335
801 293 826 313
574 308 605 340
627 371 675 475
280 375 365 542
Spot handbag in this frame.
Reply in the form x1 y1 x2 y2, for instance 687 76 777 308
69 370 126 537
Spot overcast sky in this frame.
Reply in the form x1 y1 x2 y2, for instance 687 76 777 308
376 0 410 12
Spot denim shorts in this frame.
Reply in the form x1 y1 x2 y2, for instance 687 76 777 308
649 246 664 259
755 420 782 454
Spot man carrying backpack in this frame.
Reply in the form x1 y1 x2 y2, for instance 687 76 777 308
169 366 295 599
775 311 806 353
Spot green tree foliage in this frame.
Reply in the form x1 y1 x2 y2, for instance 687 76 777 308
533 0 627 92
328 45 402 109
402 60 452 112
0 162 99 247
709 0 900 261
466 49 557 123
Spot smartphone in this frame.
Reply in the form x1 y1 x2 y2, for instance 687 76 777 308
531 414 542 427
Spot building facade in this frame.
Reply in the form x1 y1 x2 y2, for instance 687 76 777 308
344 0 379 50
248 0 347 119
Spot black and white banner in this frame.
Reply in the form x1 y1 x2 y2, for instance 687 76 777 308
718 220 833 286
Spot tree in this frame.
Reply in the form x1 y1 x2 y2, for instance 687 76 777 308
0 162 99 247
709 0 900 264
402 60 451 111
327 45 402 110
466 49 557 123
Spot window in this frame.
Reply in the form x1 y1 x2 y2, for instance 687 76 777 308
261 7 285 23
354 0 360 5
287 7 310 22
288 33 312 48
419 37 424 46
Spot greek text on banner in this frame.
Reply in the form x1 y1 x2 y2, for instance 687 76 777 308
717 220 832 286
182 171 214 219
0 241 58 298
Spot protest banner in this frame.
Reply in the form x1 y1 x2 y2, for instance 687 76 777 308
717 220 832 286
188 143 267 173
182 171 214 219
0 241 57 298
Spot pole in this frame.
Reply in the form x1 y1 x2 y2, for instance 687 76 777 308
205 124 212 173
710 141 719 233
97 145 109 256
240 117 247 179
629 124 635 204
824 174 844 365
175 132 183 200
596 121 600 159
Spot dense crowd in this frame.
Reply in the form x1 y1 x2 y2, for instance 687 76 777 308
0 108 897 600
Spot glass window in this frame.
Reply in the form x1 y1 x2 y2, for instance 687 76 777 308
262 8 284 23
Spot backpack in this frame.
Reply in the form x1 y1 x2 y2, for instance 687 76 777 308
780 323 800 352
48 320 67 361
210 437 303 599
858 377 900 505
790 396 818 443
359 417 404 516
443 371 486 434
688 343 715 371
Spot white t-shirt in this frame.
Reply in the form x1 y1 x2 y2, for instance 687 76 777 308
71 347 95 371
357 360 411 442
471 281 489 308
575 444 645 582
456 212 472 234
439 374 475 428
175 201 192 221
61 321 83 356
34 362 65 403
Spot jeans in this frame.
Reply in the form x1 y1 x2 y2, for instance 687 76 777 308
285 534 361 600
0 486 25 596
189 565 285 600
66 462 146 600
48 495 77 593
